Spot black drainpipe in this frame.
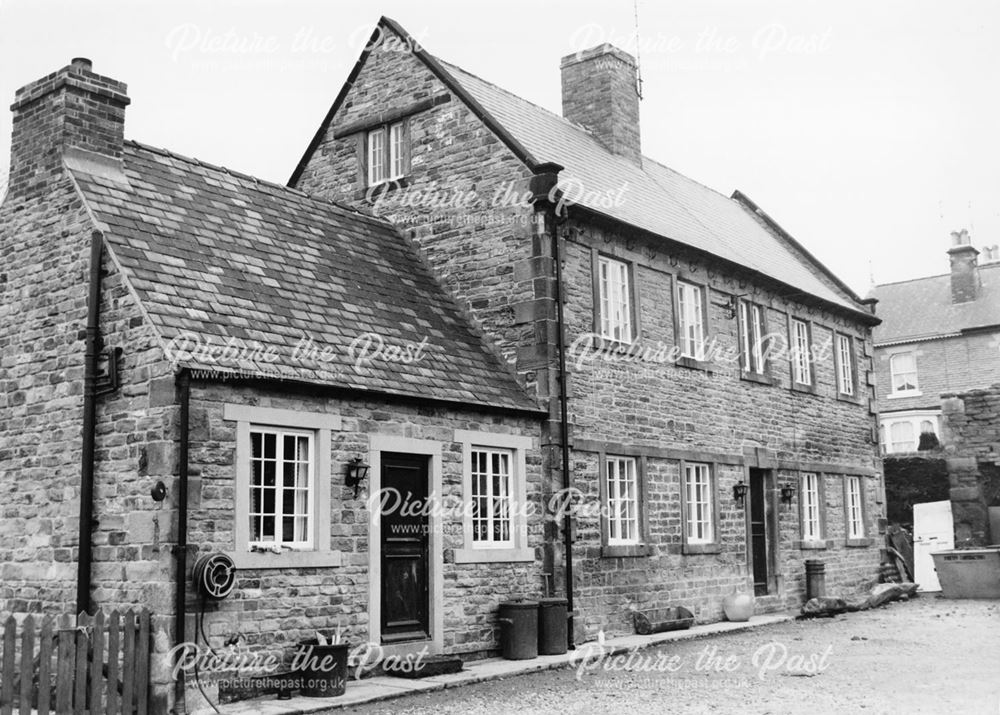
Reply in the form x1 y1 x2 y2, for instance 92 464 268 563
529 163 574 649
173 369 190 709
76 230 104 617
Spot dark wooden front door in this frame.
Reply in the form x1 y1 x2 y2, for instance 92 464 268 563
749 468 769 596
380 452 430 643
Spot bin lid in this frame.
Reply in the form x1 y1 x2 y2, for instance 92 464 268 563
539 597 568 606
500 599 539 609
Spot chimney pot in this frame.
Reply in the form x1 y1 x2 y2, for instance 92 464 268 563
71 58 93 71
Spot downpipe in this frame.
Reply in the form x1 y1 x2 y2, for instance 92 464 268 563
173 368 191 712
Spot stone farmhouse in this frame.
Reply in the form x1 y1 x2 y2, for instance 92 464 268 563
0 16 886 712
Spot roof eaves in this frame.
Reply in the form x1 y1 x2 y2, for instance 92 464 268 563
571 202 881 327
731 190 877 317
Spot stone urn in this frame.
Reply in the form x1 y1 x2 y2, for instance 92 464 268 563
722 592 754 622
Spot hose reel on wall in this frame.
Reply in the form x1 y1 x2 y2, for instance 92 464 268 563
192 552 237 600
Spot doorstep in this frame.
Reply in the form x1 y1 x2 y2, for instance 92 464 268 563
192 614 792 715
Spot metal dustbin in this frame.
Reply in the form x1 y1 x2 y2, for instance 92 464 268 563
537 597 568 655
805 560 826 600
498 599 539 660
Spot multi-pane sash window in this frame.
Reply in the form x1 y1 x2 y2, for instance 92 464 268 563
684 462 714 543
846 477 864 538
249 428 314 548
598 257 633 342
677 281 706 360
890 352 918 394
470 448 513 546
367 121 406 186
739 301 767 374
791 319 812 385
836 334 855 395
888 421 915 453
390 122 406 179
802 473 821 540
606 456 639 544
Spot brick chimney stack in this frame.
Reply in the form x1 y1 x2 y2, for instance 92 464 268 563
560 45 641 164
7 58 129 199
947 229 981 304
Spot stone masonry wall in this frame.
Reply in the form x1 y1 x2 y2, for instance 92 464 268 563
941 383 1000 545
183 382 544 706
0 176 95 615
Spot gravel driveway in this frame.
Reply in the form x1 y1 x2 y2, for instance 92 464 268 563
344 597 1000 715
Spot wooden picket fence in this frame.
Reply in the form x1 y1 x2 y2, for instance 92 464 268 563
0 609 151 715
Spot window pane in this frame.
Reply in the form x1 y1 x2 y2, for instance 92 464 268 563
389 122 405 178
368 128 386 185
598 257 631 342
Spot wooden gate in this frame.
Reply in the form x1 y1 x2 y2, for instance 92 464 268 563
0 609 151 715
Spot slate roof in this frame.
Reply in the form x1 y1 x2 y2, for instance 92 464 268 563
434 59 864 315
68 141 540 413
871 262 1000 344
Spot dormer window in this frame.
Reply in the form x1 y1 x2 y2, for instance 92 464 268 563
366 120 408 186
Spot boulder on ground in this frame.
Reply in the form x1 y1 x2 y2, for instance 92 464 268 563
800 597 848 618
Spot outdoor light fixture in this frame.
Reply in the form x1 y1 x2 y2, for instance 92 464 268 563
732 480 748 507
780 483 796 505
345 457 370 498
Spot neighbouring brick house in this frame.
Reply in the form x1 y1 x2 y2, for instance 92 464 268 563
871 229 1000 455
291 17 885 638
0 58 549 712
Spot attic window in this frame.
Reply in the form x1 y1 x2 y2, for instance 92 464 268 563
366 120 409 186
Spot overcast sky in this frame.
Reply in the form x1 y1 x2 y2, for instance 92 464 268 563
1 0 998 295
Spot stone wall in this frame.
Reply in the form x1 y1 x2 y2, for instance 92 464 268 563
941 383 1000 545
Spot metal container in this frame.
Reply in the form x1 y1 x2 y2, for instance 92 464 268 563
806 559 827 600
498 599 539 660
931 548 1000 599
537 597 568 655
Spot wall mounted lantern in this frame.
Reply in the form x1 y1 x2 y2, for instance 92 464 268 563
345 457 370 498
732 480 748 507
780 483 796 505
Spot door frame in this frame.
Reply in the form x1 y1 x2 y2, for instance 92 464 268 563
368 435 444 655
742 463 781 597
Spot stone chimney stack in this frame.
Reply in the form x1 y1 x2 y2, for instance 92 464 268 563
947 229 981 304
560 45 641 164
7 58 129 199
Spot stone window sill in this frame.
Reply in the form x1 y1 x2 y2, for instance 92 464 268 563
230 550 343 570
675 356 714 374
355 175 411 201
741 371 776 386
682 542 721 555
452 547 535 564
887 391 922 400
791 382 818 396
845 538 873 548
798 539 832 550
601 544 653 558
836 392 861 405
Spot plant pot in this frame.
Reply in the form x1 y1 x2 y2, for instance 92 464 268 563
295 641 349 697
722 592 754 622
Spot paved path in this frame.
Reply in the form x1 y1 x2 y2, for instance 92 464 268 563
341 597 1000 715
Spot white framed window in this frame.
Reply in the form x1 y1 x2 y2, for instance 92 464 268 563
454 431 534 563
739 301 767 374
470 448 513 547
889 352 919 395
249 428 315 549
677 281 706 360
606 456 639 545
791 318 812 385
889 421 915 453
367 120 407 186
597 256 634 342
846 476 864 539
684 462 714 544
224 404 342 569
836 334 855 396
801 473 822 541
